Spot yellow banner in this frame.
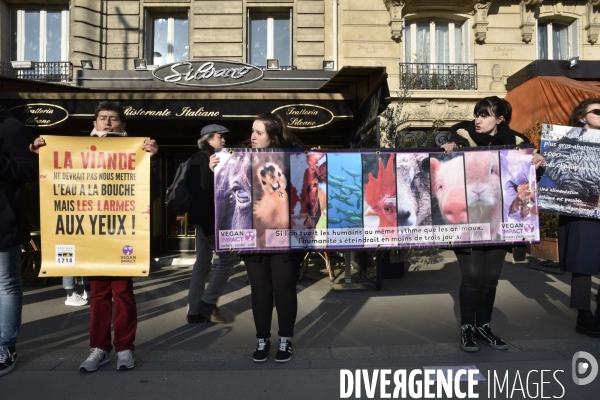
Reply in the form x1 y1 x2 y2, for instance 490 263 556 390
39 136 151 277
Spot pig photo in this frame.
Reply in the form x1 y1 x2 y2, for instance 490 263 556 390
463 151 503 239
430 154 467 226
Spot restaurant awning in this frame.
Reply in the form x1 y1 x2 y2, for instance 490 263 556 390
505 76 600 133
0 65 389 147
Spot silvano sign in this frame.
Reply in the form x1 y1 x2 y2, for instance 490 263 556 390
10 104 69 128
272 104 335 130
152 60 264 87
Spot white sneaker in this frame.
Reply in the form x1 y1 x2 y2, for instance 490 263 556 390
79 348 110 372
117 350 135 370
65 292 88 306
82 290 91 300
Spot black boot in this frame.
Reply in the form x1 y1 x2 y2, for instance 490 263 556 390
576 310 600 338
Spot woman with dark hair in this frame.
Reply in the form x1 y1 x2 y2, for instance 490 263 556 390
210 112 304 363
558 98 600 337
442 96 546 352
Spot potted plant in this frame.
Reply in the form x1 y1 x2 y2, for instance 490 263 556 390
530 213 559 262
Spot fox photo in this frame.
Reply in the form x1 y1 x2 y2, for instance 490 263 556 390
290 152 327 231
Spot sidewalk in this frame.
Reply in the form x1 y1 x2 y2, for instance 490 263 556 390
4 250 600 399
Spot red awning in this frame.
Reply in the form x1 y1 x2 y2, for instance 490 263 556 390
505 76 600 133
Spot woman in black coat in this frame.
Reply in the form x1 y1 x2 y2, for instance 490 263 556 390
210 112 305 363
442 96 545 352
558 98 600 337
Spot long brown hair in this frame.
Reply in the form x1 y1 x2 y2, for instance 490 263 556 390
569 98 600 127
242 112 303 148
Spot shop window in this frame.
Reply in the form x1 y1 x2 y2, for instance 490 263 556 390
403 20 470 64
11 7 69 62
537 20 579 60
148 14 189 65
247 10 291 68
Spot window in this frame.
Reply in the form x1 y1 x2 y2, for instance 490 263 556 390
11 8 69 61
537 21 579 60
403 20 470 64
148 15 189 65
248 10 291 68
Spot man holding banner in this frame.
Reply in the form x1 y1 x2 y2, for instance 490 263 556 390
0 104 38 377
32 101 159 372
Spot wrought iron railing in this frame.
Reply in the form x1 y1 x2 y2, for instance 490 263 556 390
0 61 73 83
399 63 477 90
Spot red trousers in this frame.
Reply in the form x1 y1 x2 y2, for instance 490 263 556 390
89 277 137 353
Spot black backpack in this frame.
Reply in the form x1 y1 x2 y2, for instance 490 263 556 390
165 158 192 214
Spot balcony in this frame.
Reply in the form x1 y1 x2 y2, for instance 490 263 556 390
399 63 477 90
0 61 73 83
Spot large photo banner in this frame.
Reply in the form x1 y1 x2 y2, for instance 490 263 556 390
214 147 540 253
539 124 600 218
39 136 151 276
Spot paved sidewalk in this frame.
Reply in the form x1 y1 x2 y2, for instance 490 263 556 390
3 250 600 399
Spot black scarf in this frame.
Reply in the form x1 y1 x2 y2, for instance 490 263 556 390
460 120 519 146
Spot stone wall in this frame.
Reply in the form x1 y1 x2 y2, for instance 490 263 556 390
71 0 104 69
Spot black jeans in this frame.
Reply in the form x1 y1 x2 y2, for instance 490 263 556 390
244 253 301 338
455 247 507 326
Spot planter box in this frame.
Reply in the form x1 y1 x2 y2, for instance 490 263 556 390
529 238 559 262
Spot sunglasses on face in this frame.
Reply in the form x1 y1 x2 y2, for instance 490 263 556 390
98 101 121 107
586 109 600 116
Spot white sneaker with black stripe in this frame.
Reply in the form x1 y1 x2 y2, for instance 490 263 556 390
117 350 135 370
79 348 110 372
275 338 293 363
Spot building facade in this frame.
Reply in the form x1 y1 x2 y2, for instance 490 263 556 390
1 0 599 253
2 1 600 135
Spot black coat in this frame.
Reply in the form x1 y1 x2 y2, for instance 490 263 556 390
0 105 38 247
186 145 216 236
558 216 600 275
